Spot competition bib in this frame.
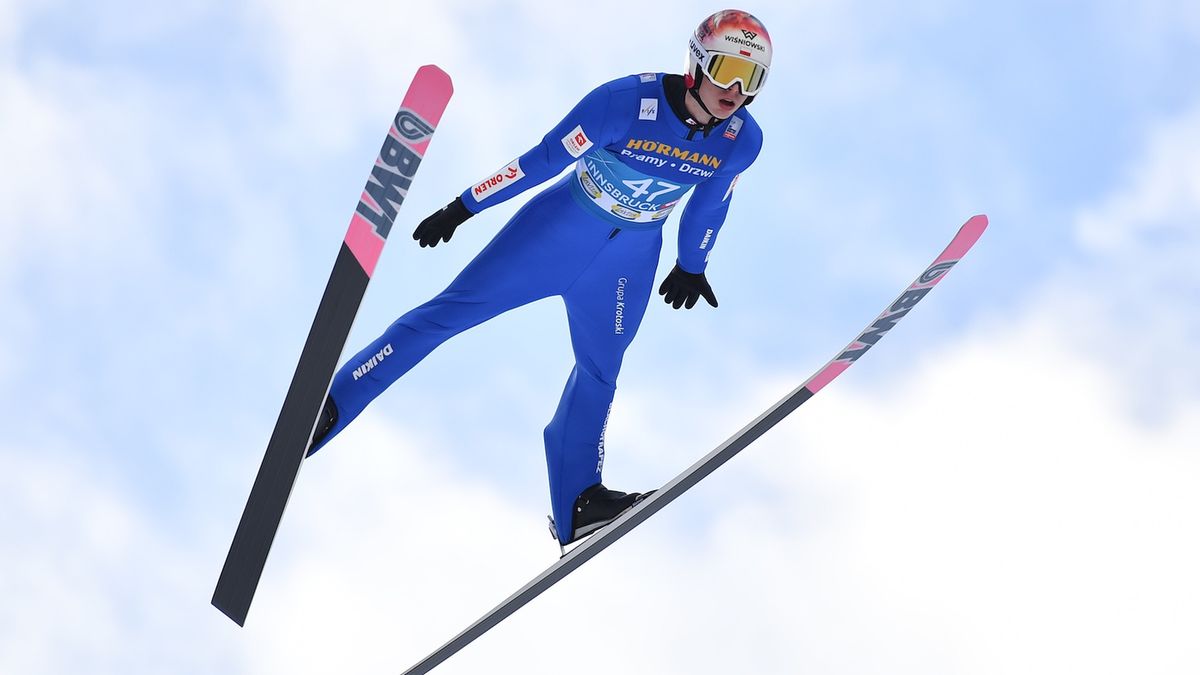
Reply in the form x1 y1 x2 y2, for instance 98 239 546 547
568 148 693 228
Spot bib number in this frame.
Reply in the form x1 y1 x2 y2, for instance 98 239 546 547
622 178 680 202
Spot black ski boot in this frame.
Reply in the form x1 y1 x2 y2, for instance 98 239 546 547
566 483 654 544
305 395 339 456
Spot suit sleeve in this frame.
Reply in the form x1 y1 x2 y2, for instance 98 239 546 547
674 119 763 273
458 81 627 214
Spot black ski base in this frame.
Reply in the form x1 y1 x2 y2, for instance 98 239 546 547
212 243 369 626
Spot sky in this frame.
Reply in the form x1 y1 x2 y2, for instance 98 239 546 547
1 0 1198 673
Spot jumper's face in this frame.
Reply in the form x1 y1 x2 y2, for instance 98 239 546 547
696 77 748 119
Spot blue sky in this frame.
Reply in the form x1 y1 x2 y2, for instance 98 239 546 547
2 1 1198 673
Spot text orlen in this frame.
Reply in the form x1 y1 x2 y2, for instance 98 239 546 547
352 343 394 380
471 159 524 203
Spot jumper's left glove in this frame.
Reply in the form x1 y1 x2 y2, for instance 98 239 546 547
658 263 718 309
413 197 473 248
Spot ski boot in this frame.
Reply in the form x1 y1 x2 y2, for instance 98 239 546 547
548 483 655 551
305 395 339 457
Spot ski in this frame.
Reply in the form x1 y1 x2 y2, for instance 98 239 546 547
212 65 454 627
399 214 988 674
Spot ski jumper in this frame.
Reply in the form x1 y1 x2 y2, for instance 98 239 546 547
309 72 763 543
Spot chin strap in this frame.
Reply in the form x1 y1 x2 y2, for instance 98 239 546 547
683 72 723 137
686 88 719 121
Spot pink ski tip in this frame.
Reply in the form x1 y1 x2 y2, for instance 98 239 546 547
416 64 454 95
965 213 988 232
940 214 988 262
400 65 454 132
968 214 988 234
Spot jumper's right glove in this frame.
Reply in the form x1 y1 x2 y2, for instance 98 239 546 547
413 197 473 248
658 263 718 309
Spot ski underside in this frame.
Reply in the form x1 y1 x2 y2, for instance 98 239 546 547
400 214 989 674
212 65 454 627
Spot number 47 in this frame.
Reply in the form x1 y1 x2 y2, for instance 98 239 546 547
622 178 679 201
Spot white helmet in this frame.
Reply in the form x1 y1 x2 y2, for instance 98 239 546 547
686 9 773 99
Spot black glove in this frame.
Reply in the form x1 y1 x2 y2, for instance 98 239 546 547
413 197 473 248
658 263 718 309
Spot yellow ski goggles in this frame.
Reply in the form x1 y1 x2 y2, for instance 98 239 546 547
702 53 769 95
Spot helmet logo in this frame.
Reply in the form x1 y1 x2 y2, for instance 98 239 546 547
741 30 758 40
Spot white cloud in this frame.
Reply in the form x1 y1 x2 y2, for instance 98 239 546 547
0 64 151 286
0 58 172 399
243 0 469 151
0 7 315 427
1069 104 1200 417
1076 108 1200 253
231 418 554 673
241 0 698 188
773 316 1199 674
0 441 234 675
0 29 280 309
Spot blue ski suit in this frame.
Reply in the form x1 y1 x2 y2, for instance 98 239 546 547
311 72 762 543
